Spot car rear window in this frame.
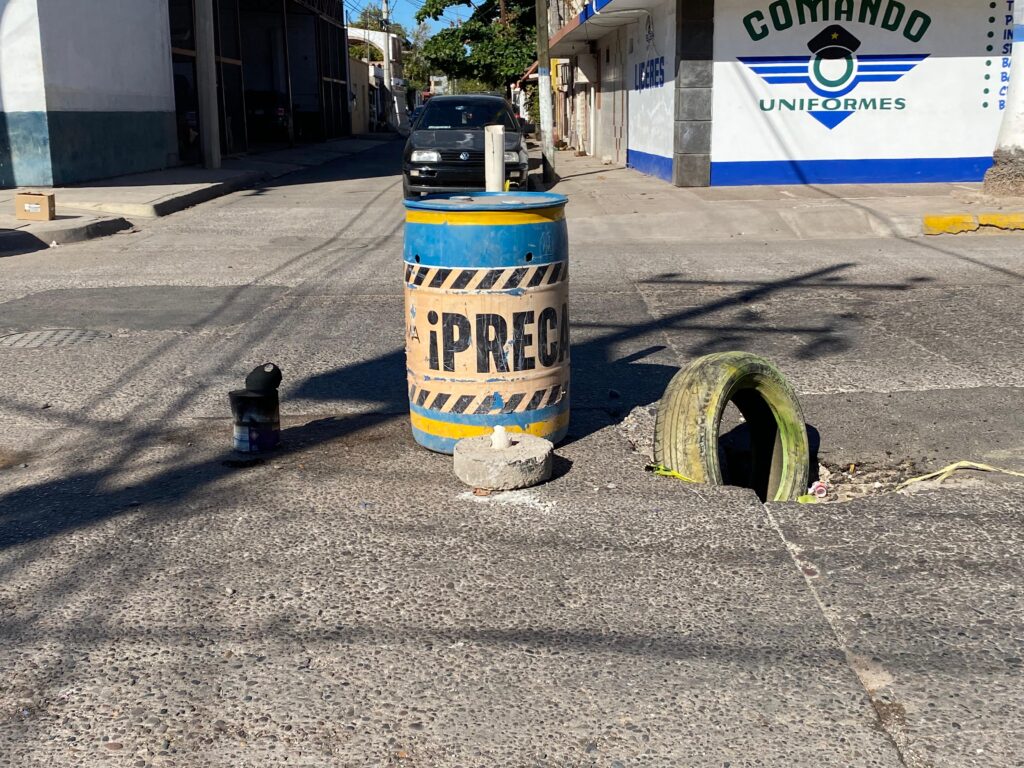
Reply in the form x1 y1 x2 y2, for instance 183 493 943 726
419 100 516 130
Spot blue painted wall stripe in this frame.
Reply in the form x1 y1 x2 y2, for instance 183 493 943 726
710 157 994 186
626 148 673 182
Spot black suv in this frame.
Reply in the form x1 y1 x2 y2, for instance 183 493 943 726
402 95 531 198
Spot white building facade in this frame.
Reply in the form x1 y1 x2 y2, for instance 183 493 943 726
1 0 354 188
549 0 1016 185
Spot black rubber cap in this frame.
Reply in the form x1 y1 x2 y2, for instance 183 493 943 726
245 363 282 392
807 24 860 58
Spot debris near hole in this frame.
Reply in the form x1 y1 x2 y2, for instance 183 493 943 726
813 459 920 503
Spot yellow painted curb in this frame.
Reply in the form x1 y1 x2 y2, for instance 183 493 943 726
922 214 979 235
977 212 1024 230
923 212 1024 235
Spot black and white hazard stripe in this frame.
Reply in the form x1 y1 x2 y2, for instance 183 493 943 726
404 262 567 290
408 383 568 415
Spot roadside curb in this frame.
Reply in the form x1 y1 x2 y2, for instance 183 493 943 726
0 215 132 255
922 212 1024 235
90 171 267 218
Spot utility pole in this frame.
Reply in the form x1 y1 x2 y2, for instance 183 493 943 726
281 0 295 145
534 0 555 184
382 0 394 130
194 0 221 168
984 3 1024 195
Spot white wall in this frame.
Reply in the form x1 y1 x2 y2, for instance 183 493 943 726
711 0 1012 182
626 0 675 166
0 0 46 112
35 0 174 112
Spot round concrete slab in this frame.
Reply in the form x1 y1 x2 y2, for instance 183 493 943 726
453 432 553 490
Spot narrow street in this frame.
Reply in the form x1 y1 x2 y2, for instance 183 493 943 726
1 140 1022 766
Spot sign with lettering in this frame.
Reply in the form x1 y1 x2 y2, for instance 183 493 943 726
711 0 1013 184
626 0 676 180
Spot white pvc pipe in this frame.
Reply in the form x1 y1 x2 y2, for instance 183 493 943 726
484 124 505 192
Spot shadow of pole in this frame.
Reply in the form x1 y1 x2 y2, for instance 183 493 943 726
0 258 939 551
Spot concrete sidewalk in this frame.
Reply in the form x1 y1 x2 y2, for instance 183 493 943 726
543 151 1024 241
0 136 393 254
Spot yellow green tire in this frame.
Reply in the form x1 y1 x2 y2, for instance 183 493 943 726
653 352 810 502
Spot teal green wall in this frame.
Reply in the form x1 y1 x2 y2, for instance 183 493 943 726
0 112 54 187
47 111 177 185
1 110 176 187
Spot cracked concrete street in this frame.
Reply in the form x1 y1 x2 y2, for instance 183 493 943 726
1 139 1022 767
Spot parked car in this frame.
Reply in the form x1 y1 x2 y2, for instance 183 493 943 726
402 95 533 198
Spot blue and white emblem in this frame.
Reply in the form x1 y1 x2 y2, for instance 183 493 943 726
739 24 928 129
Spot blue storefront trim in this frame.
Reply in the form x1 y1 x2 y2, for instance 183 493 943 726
626 149 673 182
710 157 994 186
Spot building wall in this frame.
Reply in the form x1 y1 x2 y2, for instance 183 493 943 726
35 0 177 184
710 0 1012 184
348 57 369 134
595 29 628 165
288 13 318 113
0 0 50 186
626 0 676 180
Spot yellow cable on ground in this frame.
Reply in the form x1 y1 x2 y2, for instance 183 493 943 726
895 461 1024 491
645 463 697 483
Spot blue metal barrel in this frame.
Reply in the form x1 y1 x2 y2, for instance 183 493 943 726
403 191 570 454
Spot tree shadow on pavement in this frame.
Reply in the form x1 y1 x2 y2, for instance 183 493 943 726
0 262 933 552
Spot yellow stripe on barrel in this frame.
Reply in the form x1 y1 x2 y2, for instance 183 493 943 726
409 409 570 442
405 206 565 227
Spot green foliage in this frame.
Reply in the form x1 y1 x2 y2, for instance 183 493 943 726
416 0 536 87
403 23 434 93
354 5 409 41
349 41 373 61
523 83 539 125
451 77 493 94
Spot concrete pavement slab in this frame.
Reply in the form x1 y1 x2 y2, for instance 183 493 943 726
552 151 1024 241
771 486 1024 767
0 415 901 766
2 139 1023 765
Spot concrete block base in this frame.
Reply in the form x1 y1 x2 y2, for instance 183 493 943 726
983 150 1024 196
453 433 554 491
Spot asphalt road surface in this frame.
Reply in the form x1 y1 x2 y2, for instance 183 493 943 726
1 140 1021 767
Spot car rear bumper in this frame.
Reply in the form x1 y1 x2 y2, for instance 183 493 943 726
404 163 529 195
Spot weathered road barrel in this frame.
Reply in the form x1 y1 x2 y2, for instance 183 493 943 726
403 192 570 454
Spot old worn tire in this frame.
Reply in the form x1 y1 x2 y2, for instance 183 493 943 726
653 352 810 502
